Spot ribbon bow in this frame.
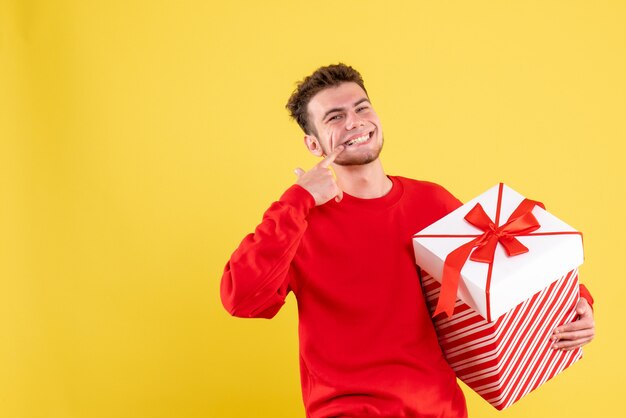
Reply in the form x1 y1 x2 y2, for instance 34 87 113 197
433 198 544 319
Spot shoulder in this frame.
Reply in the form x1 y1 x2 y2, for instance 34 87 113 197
392 176 463 214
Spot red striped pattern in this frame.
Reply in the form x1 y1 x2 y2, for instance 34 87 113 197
422 270 582 410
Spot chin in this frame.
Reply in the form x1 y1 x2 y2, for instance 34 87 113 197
335 139 383 166
335 150 382 166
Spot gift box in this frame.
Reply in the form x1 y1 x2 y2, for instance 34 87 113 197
412 183 585 409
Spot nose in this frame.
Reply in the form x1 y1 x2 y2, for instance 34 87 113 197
345 110 364 130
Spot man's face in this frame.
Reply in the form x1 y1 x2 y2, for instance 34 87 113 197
305 82 383 166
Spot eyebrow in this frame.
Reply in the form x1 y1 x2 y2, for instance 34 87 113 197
322 97 371 121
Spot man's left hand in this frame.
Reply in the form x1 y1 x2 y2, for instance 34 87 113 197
551 298 595 350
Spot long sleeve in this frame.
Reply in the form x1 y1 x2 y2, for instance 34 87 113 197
220 184 315 318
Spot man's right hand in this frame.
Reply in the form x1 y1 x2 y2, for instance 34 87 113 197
294 145 345 206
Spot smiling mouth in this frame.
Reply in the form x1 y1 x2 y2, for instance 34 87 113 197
344 132 372 147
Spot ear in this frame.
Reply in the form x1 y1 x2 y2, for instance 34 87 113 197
303 134 324 157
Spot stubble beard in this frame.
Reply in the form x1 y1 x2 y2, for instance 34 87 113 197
333 135 384 166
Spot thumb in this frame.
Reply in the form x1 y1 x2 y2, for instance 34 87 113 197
294 168 305 178
576 298 589 316
334 188 344 203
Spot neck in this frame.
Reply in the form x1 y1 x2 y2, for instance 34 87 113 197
332 159 392 199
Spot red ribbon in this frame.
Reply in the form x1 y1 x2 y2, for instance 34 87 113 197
433 195 544 319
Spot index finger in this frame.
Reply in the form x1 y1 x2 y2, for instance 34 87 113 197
319 145 345 168
554 315 593 334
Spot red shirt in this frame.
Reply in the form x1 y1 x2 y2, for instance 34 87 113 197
222 176 468 417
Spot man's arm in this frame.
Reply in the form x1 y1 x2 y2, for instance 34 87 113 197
551 285 595 350
220 185 314 318
220 146 345 318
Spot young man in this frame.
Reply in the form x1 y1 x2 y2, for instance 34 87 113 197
220 64 595 417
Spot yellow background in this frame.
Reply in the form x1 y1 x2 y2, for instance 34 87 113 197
1 1 624 417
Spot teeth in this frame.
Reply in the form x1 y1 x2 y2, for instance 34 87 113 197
346 133 369 146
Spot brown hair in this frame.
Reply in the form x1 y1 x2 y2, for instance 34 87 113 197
286 63 368 135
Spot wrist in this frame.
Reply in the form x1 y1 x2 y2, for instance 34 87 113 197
280 184 316 214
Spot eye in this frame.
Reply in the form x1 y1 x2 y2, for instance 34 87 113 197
356 105 369 112
328 114 343 121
